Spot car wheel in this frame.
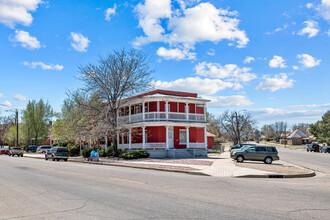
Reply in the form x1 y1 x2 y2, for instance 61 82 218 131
52 156 55 161
12 154 14 157
64 159 68 162
264 157 273 164
57 159 59 161
45 156 48 160
236 155 244 163
307 149 309 152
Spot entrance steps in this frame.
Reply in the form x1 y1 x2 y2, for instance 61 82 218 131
146 149 207 158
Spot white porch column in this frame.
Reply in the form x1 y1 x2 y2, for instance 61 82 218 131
204 127 208 149
121 133 124 145
129 128 132 150
165 101 169 120
165 126 169 150
129 105 131 123
142 126 146 149
186 103 189 121
116 131 119 147
142 102 145 121
186 126 190 149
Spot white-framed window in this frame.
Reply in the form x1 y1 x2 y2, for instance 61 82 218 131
179 129 187 144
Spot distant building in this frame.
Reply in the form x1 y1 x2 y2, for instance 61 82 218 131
287 130 310 145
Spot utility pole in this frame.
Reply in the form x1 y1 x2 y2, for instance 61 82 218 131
16 109 19 147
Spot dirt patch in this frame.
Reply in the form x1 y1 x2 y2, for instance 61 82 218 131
235 161 311 175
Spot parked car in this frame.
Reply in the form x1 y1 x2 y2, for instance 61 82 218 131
231 143 256 151
230 145 279 164
37 145 52 153
45 147 69 161
321 145 330 153
8 147 24 157
26 145 38 153
0 148 9 155
307 143 320 152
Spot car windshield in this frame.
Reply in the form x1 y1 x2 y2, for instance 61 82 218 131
58 148 68 152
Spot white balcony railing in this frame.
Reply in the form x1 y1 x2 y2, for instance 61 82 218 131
118 143 166 149
118 112 206 123
189 143 206 148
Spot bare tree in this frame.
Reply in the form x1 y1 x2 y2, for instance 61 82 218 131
292 123 310 135
206 113 222 143
218 110 256 145
271 121 288 142
75 48 153 150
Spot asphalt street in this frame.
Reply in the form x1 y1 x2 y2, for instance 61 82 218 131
277 146 330 174
0 155 330 220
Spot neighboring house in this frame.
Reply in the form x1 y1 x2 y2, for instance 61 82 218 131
116 90 210 158
287 129 310 145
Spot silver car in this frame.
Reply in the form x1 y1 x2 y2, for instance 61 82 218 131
230 145 279 164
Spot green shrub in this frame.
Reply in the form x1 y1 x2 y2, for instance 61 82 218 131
82 147 95 158
114 148 126 157
265 138 271 142
53 142 59 146
121 150 149 160
67 143 80 157
105 146 114 156
99 150 107 157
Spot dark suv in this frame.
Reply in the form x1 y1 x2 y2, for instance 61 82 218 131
45 147 69 161
230 145 279 164
307 143 320 152
26 145 38 153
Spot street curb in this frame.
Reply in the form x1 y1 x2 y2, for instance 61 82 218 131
235 171 316 178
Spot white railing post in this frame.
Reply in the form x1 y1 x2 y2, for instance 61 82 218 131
129 128 132 150
166 126 169 150
165 101 169 120
186 103 189 121
204 127 208 149
129 105 131 123
142 102 145 121
142 126 146 149
186 126 190 149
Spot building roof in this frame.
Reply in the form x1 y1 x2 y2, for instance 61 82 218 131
120 90 198 102
287 129 309 139
206 132 216 137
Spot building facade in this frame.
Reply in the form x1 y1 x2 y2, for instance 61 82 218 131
116 90 211 157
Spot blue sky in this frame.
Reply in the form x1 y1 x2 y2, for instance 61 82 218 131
0 0 329 127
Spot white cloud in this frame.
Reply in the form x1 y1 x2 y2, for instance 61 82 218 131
70 32 90 52
23 61 64 70
298 20 319 38
306 3 314 9
13 94 28 101
0 100 12 107
266 23 289 35
105 4 117 21
249 108 326 121
297 53 321 68
194 62 257 82
134 1 248 55
256 73 294 92
292 65 299 70
11 30 41 49
0 0 43 28
316 0 330 21
0 93 4 98
243 56 255 64
151 77 234 95
156 47 196 60
269 55 286 68
203 95 254 107
207 48 215 56
288 103 330 109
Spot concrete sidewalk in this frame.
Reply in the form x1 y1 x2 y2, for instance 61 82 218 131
23 152 314 178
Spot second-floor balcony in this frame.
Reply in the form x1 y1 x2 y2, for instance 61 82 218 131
118 112 206 124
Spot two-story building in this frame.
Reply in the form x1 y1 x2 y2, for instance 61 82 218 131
116 90 211 158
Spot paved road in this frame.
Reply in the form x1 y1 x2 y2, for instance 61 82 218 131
277 146 330 174
1 155 330 219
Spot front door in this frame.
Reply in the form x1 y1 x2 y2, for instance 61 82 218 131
168 127 174 148
245 147 257 160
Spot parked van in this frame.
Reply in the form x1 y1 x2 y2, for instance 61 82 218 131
230 145 279 164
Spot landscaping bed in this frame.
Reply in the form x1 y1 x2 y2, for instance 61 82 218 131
235 161 313 175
